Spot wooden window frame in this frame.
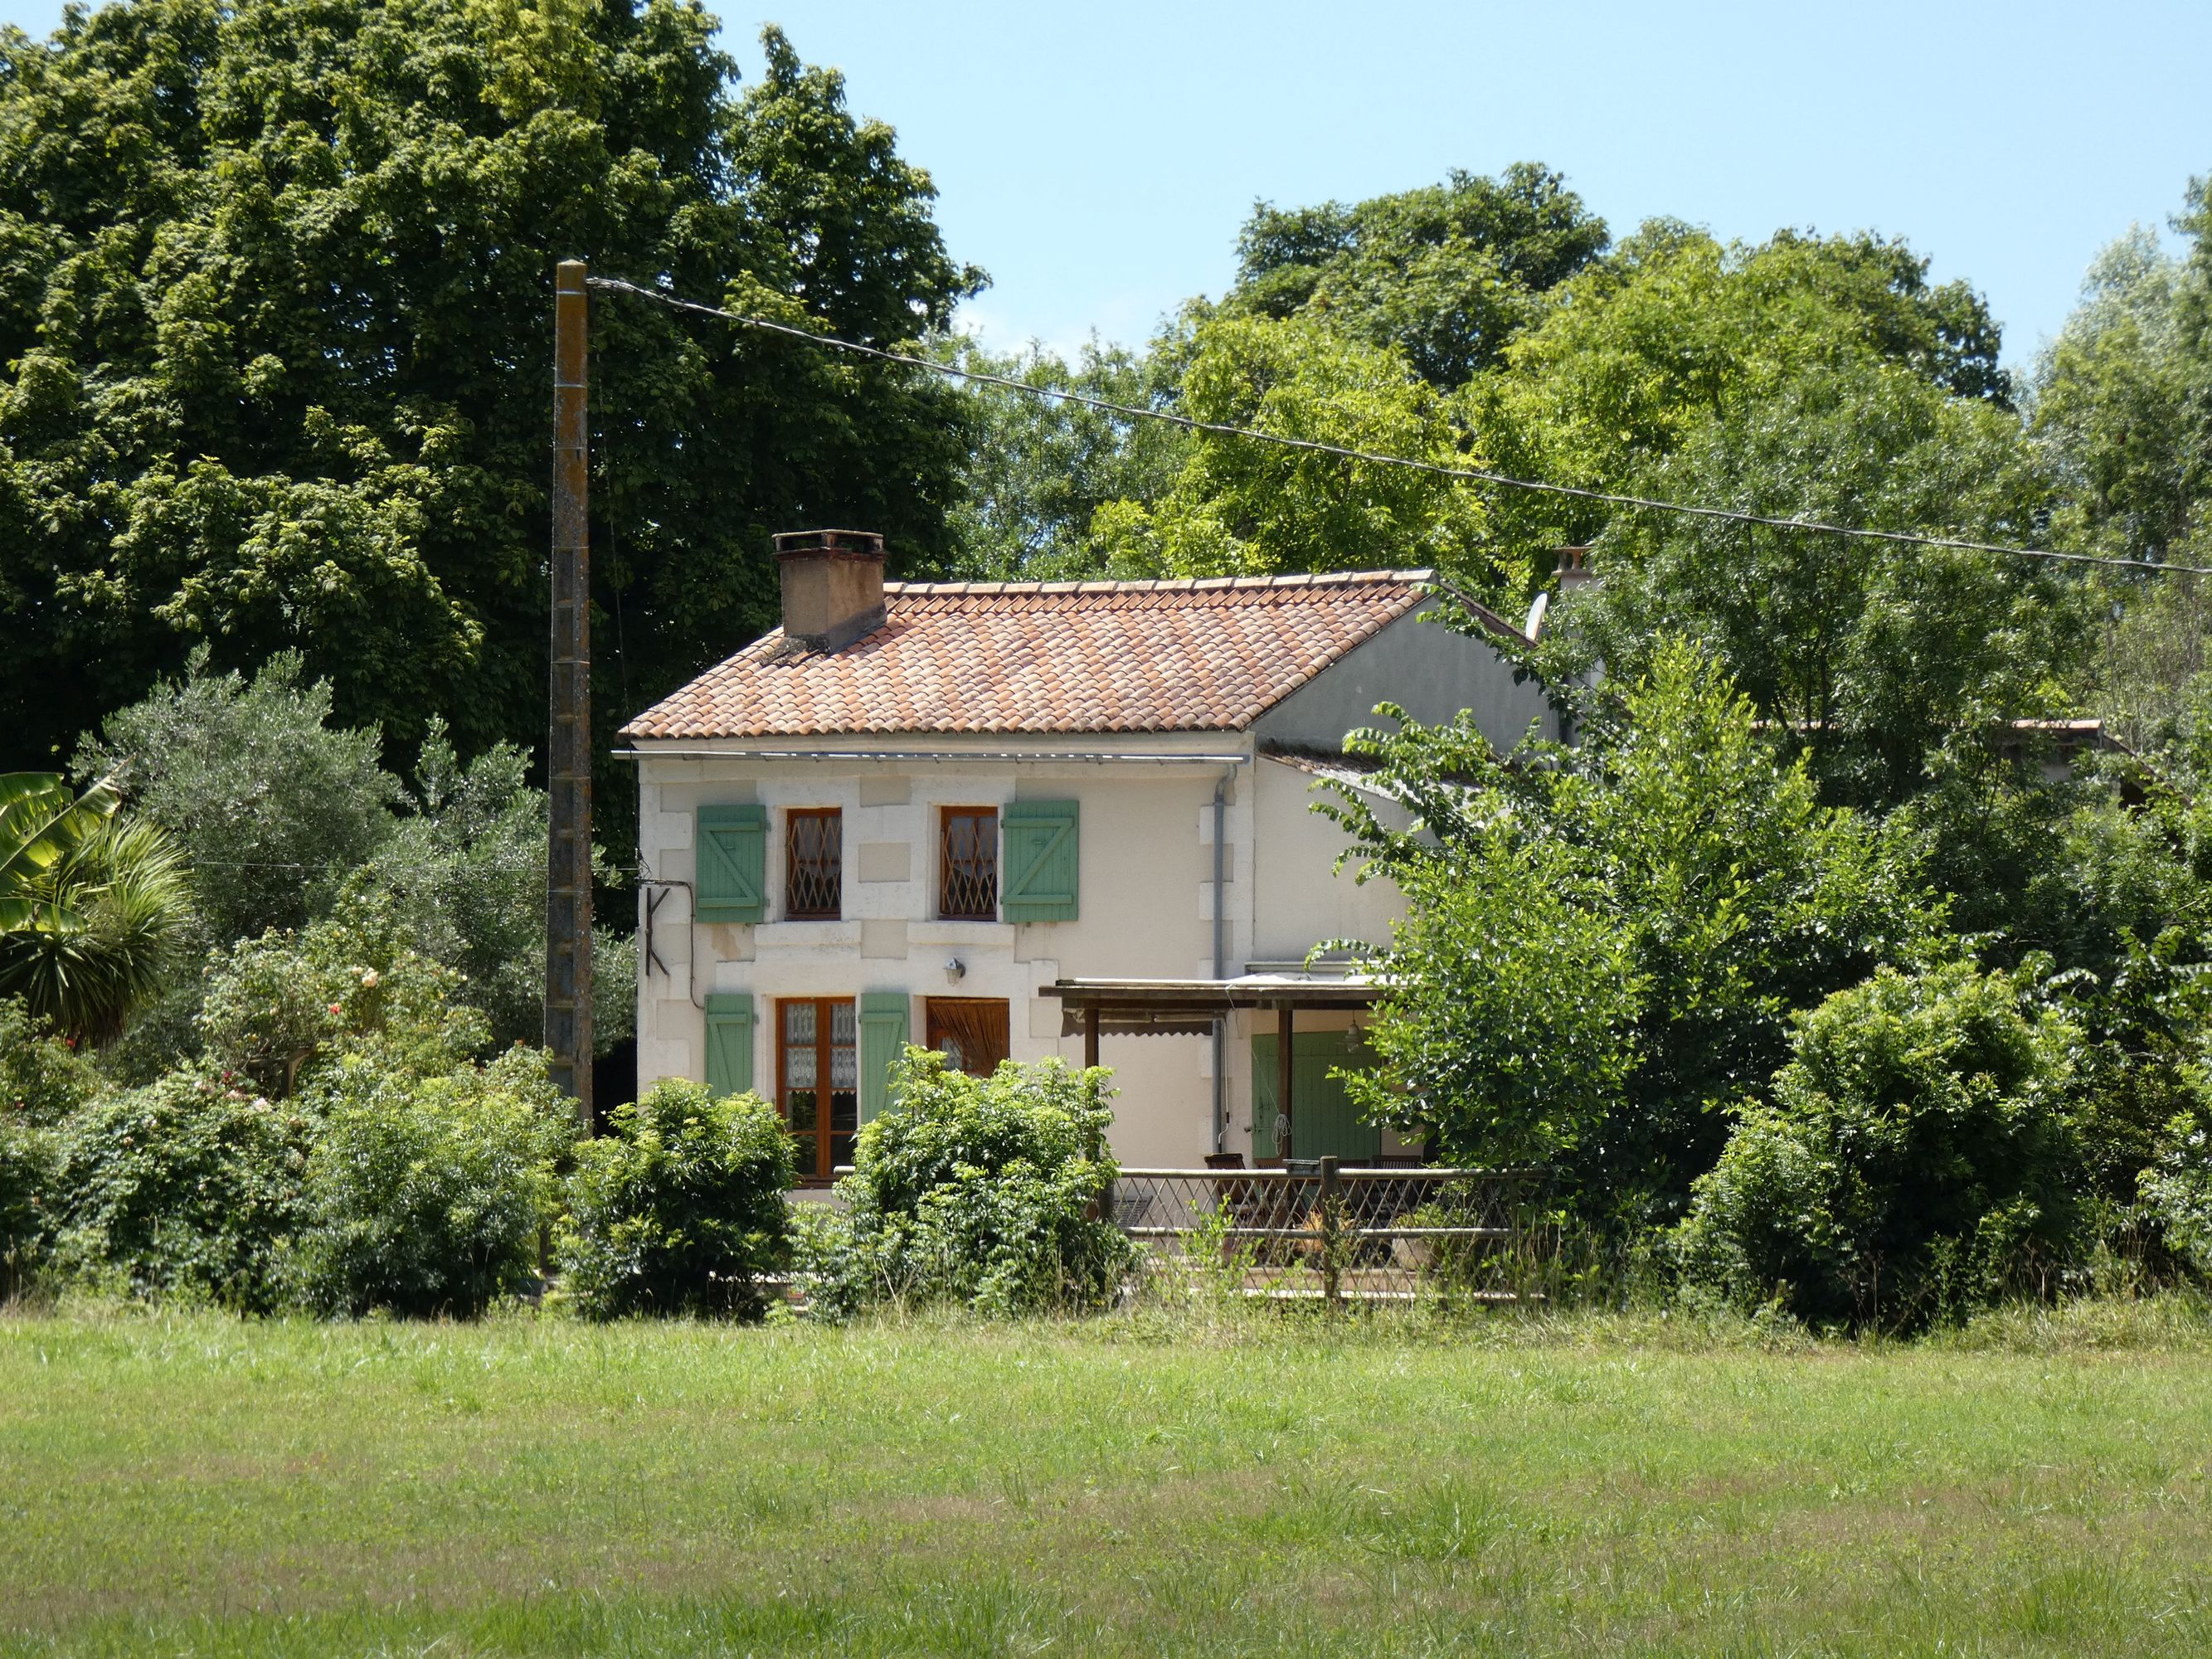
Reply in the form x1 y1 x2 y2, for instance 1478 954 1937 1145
937 805 999 922
784 807 843 920
777 995 858 1183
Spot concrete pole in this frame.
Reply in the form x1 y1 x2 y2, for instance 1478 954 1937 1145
546 259 595 1130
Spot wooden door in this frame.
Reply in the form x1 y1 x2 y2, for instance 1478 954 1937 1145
1251 1029 1380 1163
778 996 858 1180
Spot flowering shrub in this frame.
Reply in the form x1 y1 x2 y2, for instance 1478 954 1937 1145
294 1046 572 1316
51 1071 314 1311
195 899 489 1099
800 1049 1131 1319
0 997 100 1127
559 1078 795 1320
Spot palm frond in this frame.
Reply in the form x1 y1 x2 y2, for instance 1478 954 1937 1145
0 810 192 1044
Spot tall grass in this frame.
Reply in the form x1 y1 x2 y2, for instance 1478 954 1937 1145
4 1300 2211 1656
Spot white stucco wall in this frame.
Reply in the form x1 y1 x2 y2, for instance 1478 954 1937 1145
1252 597 1558 755
634 738 1247 1165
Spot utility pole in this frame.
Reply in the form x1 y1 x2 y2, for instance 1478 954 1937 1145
547 259 594 1129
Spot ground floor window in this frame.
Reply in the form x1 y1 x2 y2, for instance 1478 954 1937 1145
779 996 858 1180
925 997 1010 1077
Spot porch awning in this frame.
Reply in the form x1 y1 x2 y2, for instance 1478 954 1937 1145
1039 972 1379 1038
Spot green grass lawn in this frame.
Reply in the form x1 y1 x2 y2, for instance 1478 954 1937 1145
5 1302 2212 1657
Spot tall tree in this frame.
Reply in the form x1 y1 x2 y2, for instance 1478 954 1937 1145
0 2 981 824
1326 639 1932 1230
1087 308 1512 594
940 337 1186 581
1571 361 2082 805
1472 221 2015 558
1228 163 1609 386
2030 185 2212 747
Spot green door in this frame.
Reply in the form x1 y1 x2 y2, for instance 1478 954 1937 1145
1251 1029 1380 1162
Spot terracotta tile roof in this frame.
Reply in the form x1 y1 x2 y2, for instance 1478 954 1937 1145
622 569 1445 740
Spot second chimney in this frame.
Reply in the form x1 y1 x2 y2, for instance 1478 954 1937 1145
775 528 887 654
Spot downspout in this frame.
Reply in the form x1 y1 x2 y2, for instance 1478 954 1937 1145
1212 767 1230 1154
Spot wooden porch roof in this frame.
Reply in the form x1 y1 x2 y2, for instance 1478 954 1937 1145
1039 974 1378 1038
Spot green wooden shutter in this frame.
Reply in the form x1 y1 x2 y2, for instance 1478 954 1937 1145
1001 800 1078 921
1250 1029 1380 1162
704 991 755 1099
696 804 766 922
858 990 911 1122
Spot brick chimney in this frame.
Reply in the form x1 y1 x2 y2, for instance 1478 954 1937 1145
1553 545 1593 593
775 528 887 653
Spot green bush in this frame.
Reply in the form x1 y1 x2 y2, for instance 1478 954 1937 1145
1675 961 2083 1330
51 1072 314 1311
2139 1089 2212 1280
801 1049 1132 1319
559 1078 795 1320
0 996 102 1126
0 1115 59 1298
295 1047 571 1317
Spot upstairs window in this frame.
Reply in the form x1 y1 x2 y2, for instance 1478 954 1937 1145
785 808 843 919
939 806 999 920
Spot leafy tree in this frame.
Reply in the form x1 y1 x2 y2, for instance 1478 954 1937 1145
1340 823 1646 1172
1228 163 1609 386
359 721 548 1049
2030 188 2212 746
1090 310 1512 593
1571 361 2084 805
942 336 1187 581
1471 222 2015 569
77 652 397 948
85 657 630 1064
2033 226 2204 567
1330 637 1934 1228
0 2 980 852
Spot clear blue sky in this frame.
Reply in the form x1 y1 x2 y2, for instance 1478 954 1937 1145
7 0 2209 368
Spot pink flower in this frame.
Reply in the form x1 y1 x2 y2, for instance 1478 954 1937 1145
328 1003 343 1015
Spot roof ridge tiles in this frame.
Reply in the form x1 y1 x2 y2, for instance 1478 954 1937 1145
882 566 1432 600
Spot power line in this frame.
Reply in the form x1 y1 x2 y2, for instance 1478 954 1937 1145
587 274 2212 581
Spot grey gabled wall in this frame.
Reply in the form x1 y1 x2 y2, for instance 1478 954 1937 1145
1251 597 1558 754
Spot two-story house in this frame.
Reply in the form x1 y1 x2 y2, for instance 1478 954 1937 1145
619 528 1557 1173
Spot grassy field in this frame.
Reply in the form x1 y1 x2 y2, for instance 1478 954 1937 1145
4 1301 2212 1657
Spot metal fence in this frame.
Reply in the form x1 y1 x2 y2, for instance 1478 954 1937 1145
1110 1160 1552 1305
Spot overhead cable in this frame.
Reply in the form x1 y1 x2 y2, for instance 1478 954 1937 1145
586 275 2212 580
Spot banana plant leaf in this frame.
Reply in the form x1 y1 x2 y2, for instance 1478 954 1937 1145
0 771 124 936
